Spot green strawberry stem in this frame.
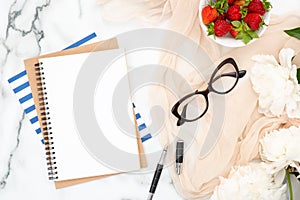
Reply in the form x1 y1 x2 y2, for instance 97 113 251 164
244 0 252 7
206 22 216 38
284 27 300 84
296 68 300 84
262 0 272 12
211 0 228 14
286 169 294 200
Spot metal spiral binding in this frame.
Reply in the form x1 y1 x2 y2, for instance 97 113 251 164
35 62 58 180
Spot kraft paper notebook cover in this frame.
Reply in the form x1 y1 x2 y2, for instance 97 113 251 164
24 38 147 189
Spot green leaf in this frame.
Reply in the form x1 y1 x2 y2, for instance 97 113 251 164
297 68 300 84
259 18 266 28
262 0 272 12
244 0 252 6
232 21 241 28
284 27 300 40
206 22 215 36
241 7 248 18
243 22 251 31
213 0 228 15
235 32 244 40
242 33 251 44
248 31 259 39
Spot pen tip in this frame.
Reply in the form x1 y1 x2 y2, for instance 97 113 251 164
147 193 154 200
176 163 181 175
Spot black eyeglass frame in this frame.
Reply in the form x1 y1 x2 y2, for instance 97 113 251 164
171 57 246 126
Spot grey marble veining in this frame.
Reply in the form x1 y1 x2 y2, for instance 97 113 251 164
5 0 51 56
0 40 10 70
77 0 82 18
0 0 52 192
0 112 24 189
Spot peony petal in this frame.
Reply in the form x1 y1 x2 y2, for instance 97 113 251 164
210 162 287 200
279 48 295 70
250 48 300 118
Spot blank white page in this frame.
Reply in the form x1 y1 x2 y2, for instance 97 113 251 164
39 49 140 181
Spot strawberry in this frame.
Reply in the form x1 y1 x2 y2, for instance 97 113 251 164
214 19 231 37
228 0 235 4
248 0 265 15
226 5 242 21
202 5 218 24
244 13 262 30
230 25 239 38
216 14 226 20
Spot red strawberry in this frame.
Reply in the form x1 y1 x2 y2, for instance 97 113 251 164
248 0 265 15
228 0 235 4
230 26 239 38
202 5 218 24
226 5 242 21
244 13 262 30
216 14 226 20
214 19 231 37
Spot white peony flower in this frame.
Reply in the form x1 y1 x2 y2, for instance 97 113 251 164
260 125 300 175
250 48 300 118
210 162 287 200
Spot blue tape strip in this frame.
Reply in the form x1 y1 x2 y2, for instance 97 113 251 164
24 105 36 114
135 113 141 119
8 70 27 83
13 81 30 93
35 128 41 134
63 33 97 50
19 93 33 103
141 133 152 142
30 116 39 124
138 123 147 131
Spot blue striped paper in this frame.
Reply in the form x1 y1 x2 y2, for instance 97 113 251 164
8 32 152 144
133 103 152 142
8 33 97 144
63 33 97 50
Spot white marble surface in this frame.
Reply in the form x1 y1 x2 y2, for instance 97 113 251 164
0 0 300 200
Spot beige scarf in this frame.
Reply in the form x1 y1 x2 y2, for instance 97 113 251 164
98 0 300 199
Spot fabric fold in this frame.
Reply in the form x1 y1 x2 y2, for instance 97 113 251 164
97 0 300 198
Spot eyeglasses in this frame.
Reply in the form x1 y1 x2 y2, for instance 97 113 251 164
171 58 246 126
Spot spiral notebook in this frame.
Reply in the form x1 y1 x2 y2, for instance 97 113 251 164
35 49 142 182
24 38 147 188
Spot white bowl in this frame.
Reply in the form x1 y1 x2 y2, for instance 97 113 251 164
199 0 271 47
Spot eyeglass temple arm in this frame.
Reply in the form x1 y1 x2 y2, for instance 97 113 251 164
177 103 187 126
212 70 246 83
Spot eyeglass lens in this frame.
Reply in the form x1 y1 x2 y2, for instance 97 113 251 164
211 61 238 94
177 94 207 121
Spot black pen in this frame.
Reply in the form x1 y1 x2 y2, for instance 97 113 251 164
176 139 184 175
147 146 168 200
